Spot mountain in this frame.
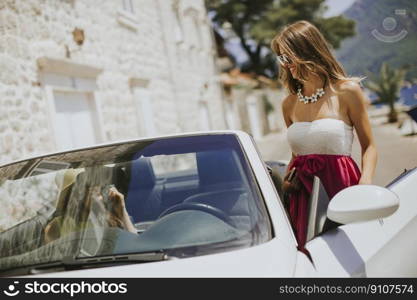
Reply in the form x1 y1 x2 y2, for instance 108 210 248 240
335 0 417 81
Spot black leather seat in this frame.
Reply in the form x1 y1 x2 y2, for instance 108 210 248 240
183 150 251 230
125 157 163 222
196 149 245 192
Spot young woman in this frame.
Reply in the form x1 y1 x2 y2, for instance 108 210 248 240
44 175 137 245
270 20 377 255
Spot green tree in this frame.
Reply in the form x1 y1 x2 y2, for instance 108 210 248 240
206 0 355 77
365 63 407 123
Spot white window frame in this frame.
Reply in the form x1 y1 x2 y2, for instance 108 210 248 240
198 100 211 131
183 7 201 48
173 8 184 44
44 85 105 151
129 78 158 137
118 0 139 31
171 0 183 43
37 57 104 150
122 0 135 13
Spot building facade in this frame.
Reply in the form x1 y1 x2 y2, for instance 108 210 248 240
0 0 227 165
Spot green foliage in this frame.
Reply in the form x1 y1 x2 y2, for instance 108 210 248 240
365 63 406 123
336 0 417 81
262 94 274 115
315 16 356 48
206 0 355 77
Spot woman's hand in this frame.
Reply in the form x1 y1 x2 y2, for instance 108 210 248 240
107 187 137 234
282 167 302 195
358 176 372 185
108 187 126 217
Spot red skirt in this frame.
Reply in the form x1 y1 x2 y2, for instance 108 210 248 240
287 154 361 254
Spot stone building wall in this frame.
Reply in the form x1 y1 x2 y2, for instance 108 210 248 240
0 0 227 165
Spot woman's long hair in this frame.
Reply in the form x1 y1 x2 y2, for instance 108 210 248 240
270 20 362 94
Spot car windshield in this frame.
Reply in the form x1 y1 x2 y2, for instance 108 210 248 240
0 133 271 274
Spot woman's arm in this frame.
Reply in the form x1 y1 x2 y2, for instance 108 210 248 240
344 82 378 184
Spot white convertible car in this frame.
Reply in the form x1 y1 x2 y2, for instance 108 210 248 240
0 130 415 277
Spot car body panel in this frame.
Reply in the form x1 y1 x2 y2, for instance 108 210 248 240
306 168 417 277
26 238 297 278
235 131 298 249
1 129 416 277
367 168 417 276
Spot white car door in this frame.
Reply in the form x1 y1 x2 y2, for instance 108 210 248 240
306 219 386 277
306 169 417 277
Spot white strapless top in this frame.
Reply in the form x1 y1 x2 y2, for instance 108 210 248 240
287 118 354 156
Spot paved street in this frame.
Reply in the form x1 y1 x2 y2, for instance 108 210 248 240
255 118 417 187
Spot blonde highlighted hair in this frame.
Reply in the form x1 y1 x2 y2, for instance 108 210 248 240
270 20 363 94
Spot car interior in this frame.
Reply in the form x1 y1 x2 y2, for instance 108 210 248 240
265 160 286 203
0 147 256 263
0 154 333 267
265 161 330 242
306 175 329 242
124 149 252 231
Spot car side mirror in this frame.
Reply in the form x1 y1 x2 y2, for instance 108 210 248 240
327 185 400 224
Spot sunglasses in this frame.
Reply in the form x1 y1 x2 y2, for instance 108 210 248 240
276 54 293 66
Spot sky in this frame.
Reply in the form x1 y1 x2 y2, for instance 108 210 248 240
323 0 356 17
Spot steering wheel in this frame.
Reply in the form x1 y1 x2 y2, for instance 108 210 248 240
158 203 237 228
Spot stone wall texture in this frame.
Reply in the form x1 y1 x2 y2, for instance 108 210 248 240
0 0 227 165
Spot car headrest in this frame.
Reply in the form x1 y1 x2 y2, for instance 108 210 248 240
129 157 156 188
54 168 85 216
196 150 243 187
55 168 84 191
54 166 115 218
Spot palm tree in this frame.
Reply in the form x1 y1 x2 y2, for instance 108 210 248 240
365 63 406 123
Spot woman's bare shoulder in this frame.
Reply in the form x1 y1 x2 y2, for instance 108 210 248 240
282 93 297 111
282 94 296 125
334 79 369 114
333 79 362 93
